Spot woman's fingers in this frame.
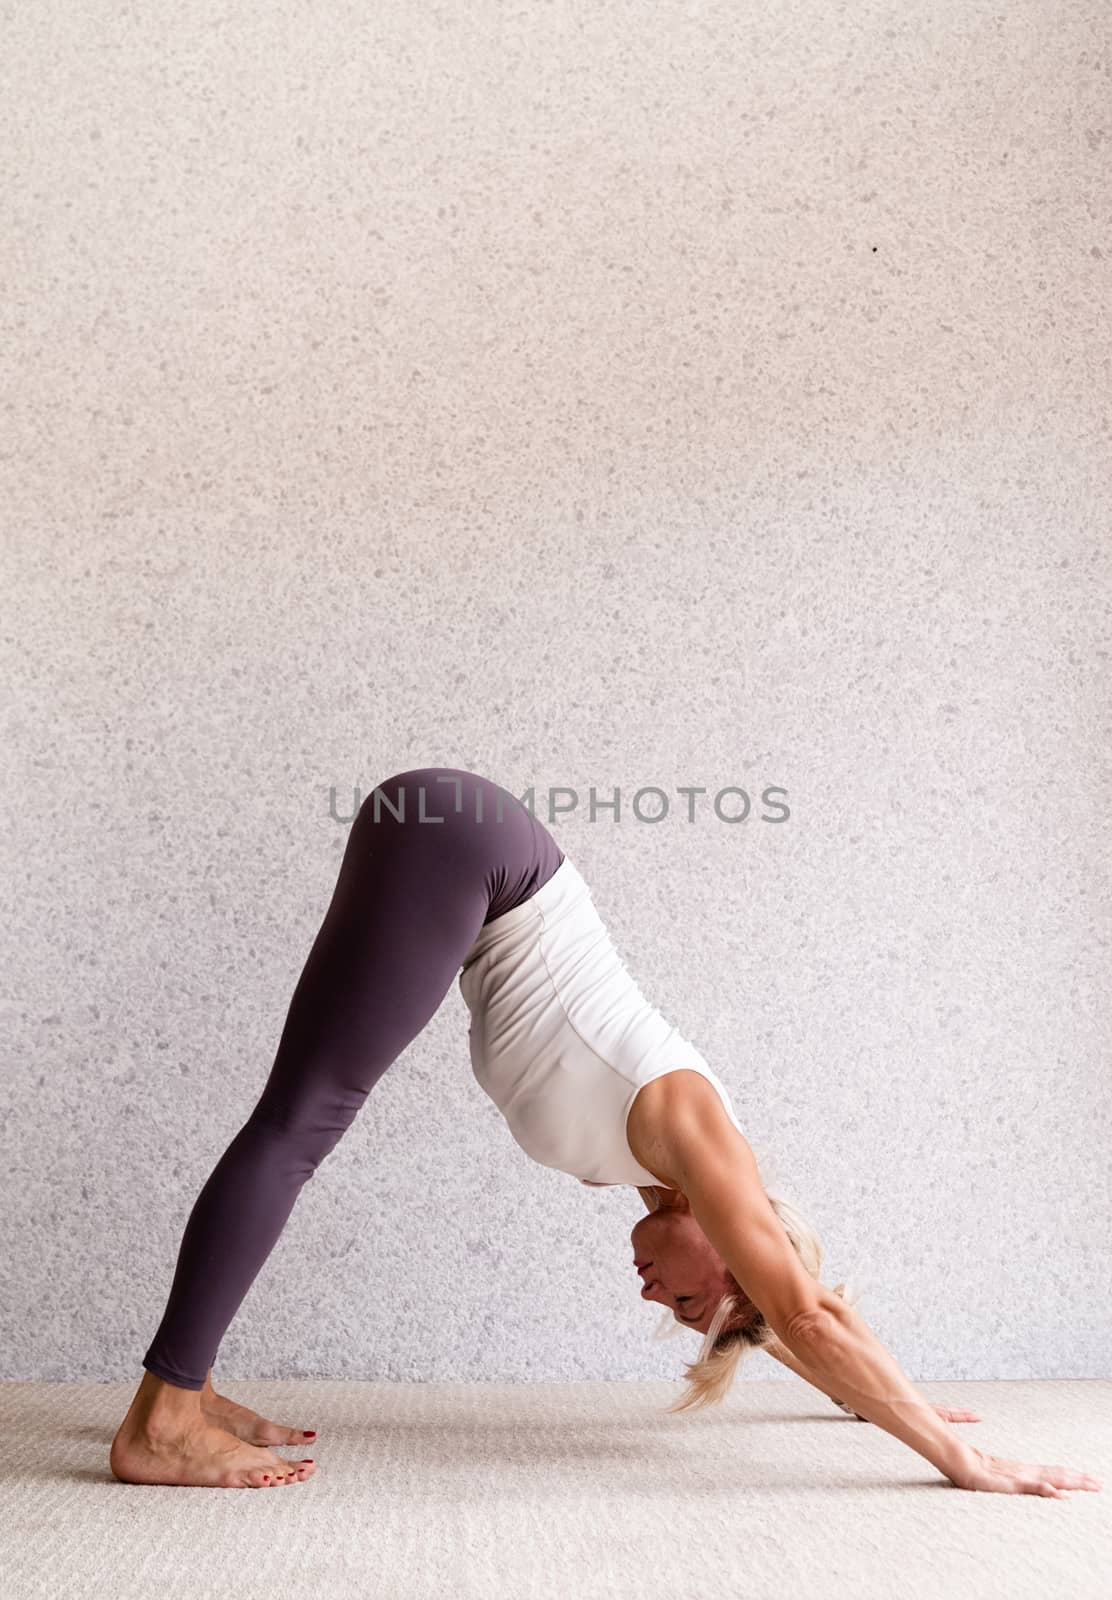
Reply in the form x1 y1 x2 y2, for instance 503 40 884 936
993 1454 1101 1485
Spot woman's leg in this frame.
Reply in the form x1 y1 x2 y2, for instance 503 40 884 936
140 785 492 1391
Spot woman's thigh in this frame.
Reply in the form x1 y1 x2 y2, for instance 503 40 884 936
248 772 497 1137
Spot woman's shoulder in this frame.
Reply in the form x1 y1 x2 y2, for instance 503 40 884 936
626 1071 711 1186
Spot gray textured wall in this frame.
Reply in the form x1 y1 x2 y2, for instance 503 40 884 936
2 1 1108 1390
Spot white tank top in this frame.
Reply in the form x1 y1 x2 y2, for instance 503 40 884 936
457 853 746 1186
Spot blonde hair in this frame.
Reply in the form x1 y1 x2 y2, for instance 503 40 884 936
640 1180 861 1415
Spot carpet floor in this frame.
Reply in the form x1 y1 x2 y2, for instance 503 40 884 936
2 1377 1108 1599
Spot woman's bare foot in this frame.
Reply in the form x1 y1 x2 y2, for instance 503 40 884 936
200 1373 317 1450
110 1371 316 1489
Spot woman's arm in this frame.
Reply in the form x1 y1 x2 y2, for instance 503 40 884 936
762 1336 864 1416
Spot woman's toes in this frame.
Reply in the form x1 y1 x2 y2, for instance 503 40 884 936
255 1449 315 1484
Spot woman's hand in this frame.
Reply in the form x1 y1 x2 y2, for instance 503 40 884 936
945 1444 1103 1499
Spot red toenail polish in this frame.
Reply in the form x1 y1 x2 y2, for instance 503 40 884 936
303 1458 313 1463
303 1430 316 1438
263 1475 270 1481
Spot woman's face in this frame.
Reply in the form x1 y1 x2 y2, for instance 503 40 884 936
629 1197 760 1336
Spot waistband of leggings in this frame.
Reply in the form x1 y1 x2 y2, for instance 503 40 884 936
461 852 590 967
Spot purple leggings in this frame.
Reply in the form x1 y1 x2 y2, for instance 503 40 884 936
142 768 563 1390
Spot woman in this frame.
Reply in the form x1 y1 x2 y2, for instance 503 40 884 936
110 768 1101 1499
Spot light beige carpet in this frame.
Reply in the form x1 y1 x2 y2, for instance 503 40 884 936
3 1377 1108 1599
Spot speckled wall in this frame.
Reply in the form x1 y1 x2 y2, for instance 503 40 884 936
2 2 1108 1392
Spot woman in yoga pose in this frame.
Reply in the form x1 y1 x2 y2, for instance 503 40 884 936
110 768 1101 1499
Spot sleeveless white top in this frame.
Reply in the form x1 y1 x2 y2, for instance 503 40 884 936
457 853 746 1185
